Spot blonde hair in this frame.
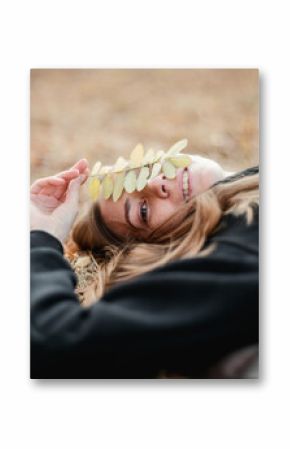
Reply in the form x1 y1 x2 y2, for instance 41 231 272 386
66 172 259 306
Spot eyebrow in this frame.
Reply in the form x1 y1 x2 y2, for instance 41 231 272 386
124 198 141 231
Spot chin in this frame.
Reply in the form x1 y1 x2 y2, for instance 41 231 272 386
201 169 222 191
188 156 224 194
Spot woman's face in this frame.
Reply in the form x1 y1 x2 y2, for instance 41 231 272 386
99 155 226 239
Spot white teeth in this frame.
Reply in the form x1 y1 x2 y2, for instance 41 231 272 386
182 170 190 200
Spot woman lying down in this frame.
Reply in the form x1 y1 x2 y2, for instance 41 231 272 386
30 139 259 378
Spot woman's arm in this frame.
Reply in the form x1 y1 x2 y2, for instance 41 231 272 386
31 218 258 379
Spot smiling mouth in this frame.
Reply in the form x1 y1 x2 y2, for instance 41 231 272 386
182 168 190 201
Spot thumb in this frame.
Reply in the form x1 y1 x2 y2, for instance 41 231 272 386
65 174 85 205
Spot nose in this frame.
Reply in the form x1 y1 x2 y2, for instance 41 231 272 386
146 175 169 199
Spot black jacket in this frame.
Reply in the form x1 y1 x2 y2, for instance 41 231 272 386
30 204 258 379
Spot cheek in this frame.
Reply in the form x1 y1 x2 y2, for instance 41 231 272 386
200 170 216 190
196 162 223 192
151 202 178 228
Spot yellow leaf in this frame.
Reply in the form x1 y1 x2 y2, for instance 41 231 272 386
113 172 125 202
150 162 162 179
112 156 128 173
137 166 150 191
99 165 111 176
142 148 155 165
166 139 188 157
129 143 144 168
153 150 165 162
162 160 176 179
88 178 101 201
91 161 102 176
124 170 137 193
169 155 192 168
102 175 114 199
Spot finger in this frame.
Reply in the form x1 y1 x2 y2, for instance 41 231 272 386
51 184 67 200
31 193 62 209
80 167 90 185
64 175 85 205
30 177 65 194
59 171 87 201
55 168 80 180
54 159 89 181
56 159 88 177
38 182 67 198
72 159 89 173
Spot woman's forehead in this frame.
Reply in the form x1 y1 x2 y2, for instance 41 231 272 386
99 194 125 224
99 194 141 238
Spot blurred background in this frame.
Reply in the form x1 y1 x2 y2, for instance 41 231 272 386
30 69 259 183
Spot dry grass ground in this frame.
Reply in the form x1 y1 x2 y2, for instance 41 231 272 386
30 69 259 182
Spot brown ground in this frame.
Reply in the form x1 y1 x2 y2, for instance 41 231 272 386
30 69 259 182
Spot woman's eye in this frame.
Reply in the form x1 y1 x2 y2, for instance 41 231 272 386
140 200 148 224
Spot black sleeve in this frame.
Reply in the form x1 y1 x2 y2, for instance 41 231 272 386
30 217 258 379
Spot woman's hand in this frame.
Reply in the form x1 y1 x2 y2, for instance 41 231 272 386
30 159 90 244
